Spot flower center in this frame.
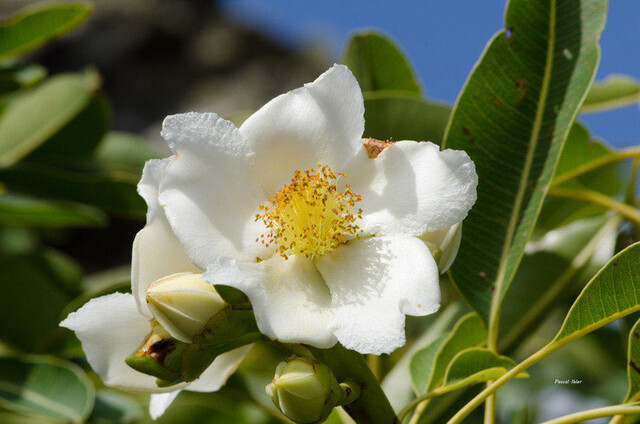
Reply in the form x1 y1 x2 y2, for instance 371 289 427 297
255 165 362 260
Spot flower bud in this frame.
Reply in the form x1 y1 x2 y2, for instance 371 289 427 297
124 321 186 383
146 273 227 343
266 357 349 424
420 222 462 273
126 320 257 388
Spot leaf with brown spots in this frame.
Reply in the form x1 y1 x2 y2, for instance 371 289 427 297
441 0 608 350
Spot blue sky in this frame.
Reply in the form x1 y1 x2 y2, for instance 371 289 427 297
220 0 640 149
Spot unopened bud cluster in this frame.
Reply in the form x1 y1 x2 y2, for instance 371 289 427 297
126 272 256 387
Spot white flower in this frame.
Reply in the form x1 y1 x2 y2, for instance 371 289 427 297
156 64 478 355
60 161 251 419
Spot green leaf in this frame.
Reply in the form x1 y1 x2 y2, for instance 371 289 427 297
381 303 466 411
363 92 451 144
409 333 449 395
410 313 486 395
553 242 640 344
342 31 421 95
441 0 607 339
624 317 640 402
93 132 161 173
0 63 47 96
0 251 81 351
554 123 620 183
0 356 94 423
0 72 100 167
0 193 106 228
499 215 619 352
27 94 111 160
0 161 145 218
0 412 60 424
581 74 640 113
90 390 143 424
442 347 527 391
0 2 92 60
536 123 627 234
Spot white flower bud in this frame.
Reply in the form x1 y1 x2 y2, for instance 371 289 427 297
146 272 227 343
420 222 462 274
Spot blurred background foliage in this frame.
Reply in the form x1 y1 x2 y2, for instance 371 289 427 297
0 1 638 424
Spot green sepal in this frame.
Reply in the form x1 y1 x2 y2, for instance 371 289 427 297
125 323 183 382
192 307 257 347
213 284 250 307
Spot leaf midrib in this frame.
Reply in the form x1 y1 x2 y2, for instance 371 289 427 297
487 0 558 349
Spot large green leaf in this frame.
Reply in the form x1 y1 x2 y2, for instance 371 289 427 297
581 74 640 113
441 0 607 340
0 2 92 60
27 94 111 160
0 356 94 423
442 347 527 391
363 92 450 144
410 313 486 395
0 161 145 218
553 242 640 344
0 251 81 351
0 412 60 424
342 31 421 95
90 390 143 424
0 193 106 228
0 72 100 167
93 132 161 173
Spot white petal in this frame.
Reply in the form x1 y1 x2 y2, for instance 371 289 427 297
60 293 186 393
133 160 200 317
187 345 253 392
149 391 181 420
344 141 478 236
203 256 337 348
158 112 269 267
239 64 365 195
316 236 440 355
419 223 462 274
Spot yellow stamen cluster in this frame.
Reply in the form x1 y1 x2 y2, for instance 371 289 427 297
255 165 363 260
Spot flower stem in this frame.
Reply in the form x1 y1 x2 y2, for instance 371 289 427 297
408 400 429 424
310 344 399 424
540 404 640 424
610 413 629 424
550 148 640 187
445 343 557 424
397 390 442 422
547 187 640 227
484 393 496 424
